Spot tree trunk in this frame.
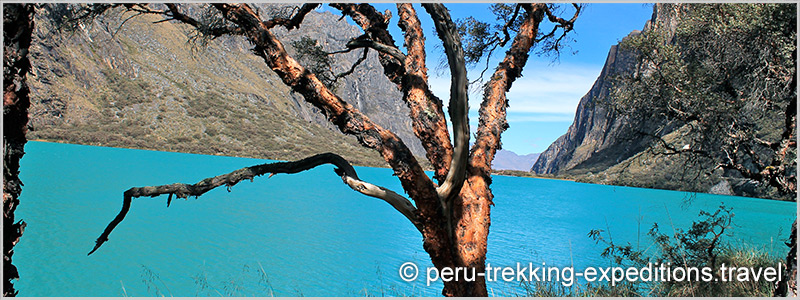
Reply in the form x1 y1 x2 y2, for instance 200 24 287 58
3 3 35 297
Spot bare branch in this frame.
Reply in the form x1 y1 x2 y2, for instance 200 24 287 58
204 4 440 224
330 3 404 86
543 3 581 30
109 11 144 38
332 48 369 82
164 3 240 37
164 4 200 28
262 3 319 30
535 4 582 56
346 37 406 63
500 4 522 47
423 3 470 203
88 153 421 255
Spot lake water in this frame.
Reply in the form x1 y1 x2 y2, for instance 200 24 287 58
13 141 796 296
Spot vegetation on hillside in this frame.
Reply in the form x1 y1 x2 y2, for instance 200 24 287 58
581 4 796 201
26 4 423 168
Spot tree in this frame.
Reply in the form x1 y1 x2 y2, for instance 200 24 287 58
3 3 35 297
62 3 580 296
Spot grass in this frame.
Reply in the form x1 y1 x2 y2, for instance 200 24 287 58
514 248 781 297
129 241 783 297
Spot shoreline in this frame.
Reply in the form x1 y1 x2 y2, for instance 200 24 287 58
27 139 795 203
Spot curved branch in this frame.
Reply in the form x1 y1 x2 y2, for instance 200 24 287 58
88 153 421 255
189 3 441 235
544 3 581 29
332 48 369 82
423 4 469 203
536 4 582 55
500 4 522 47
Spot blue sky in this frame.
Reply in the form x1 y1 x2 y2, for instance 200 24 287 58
320 4 654 155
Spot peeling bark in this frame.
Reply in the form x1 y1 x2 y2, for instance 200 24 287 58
471 4 544 176
395 4 454 183
336 4 455 183
205 4 438 208
3 3 35 297
447 5 546 296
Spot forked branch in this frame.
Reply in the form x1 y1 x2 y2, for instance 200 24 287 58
88 153 421 256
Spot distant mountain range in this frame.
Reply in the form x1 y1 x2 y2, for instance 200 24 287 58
492 150 540 172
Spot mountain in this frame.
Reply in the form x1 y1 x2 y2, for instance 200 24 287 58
492 150 539 171
26 4 423 167
531 4 684 177
529 32 643 175
532 4 796 201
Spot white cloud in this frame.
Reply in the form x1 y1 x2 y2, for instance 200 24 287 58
505 113 575 123
428 62 602 116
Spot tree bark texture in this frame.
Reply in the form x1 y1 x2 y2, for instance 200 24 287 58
3 3 35 297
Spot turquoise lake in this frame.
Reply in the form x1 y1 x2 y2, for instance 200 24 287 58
13 141 796 296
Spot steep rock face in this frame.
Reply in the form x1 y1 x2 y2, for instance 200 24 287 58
532 5 685 176
26 4 422 166
531 34 645 175
532 3 795 201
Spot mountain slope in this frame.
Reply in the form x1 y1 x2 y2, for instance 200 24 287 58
26 4 422 167
532 4 796 200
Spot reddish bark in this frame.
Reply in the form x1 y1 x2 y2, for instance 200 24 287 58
3 3 35 297
193 4 551 296
396 4 453 183
447 5 546 296
332 4 455 182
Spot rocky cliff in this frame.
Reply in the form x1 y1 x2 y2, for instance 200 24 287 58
26 4 422 167
532 4 796 201
529 35 642 175
531 5 684 176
